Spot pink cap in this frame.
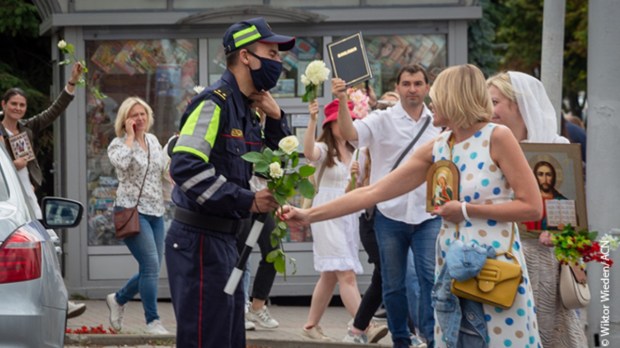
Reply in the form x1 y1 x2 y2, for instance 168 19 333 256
322 99 359 127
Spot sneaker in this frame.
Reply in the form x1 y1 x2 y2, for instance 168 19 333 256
301 325 333 341
105 293 125 331
366 321 389 343
146 320 170 335
343 329 368 343
67 301 87 319
246 305 279 328
245 320 256 331
410 335 428 348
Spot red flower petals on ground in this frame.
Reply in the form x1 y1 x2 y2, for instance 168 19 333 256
65 324 116 334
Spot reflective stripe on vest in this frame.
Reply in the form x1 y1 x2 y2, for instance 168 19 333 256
233 25 261 49
197 176 227 204
173 100 220 162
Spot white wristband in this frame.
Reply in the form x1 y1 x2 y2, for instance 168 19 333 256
461 202 471 222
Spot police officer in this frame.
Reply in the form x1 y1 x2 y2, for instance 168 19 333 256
165 18 295 348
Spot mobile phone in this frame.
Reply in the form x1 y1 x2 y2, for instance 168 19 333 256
132 124 136 132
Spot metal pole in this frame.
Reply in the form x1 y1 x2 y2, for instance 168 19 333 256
540 0 566 130
586 0 620 346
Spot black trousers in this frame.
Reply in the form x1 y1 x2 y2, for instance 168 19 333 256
236 213 277 301
352 210 383 331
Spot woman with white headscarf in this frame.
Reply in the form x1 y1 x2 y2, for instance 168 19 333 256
487 71 587 348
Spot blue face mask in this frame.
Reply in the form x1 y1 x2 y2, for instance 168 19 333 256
247 51 282 92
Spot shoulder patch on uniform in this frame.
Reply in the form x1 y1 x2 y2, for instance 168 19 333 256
213 88 228 101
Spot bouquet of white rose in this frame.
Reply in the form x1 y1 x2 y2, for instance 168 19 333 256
242 135 316 275
301 60 330 102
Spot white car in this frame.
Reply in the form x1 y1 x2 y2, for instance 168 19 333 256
0 145 83 347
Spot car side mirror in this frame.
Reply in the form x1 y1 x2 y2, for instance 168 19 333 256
40 197 84 229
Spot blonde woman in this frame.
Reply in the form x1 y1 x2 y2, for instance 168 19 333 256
106 97 169 335
282 65 543 347
487 71 587 347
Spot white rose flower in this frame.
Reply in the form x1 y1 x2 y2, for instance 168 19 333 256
278 135 299 155
304 60 330 86
269 162 284 179
57 40 67 49
301 74 310 86
600 234 620 250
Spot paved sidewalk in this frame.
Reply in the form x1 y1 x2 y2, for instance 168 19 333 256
65 299 392 347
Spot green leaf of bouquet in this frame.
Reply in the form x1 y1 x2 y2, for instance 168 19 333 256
276 228 288 240
254 160 269 173
274 194 288 206
288 172 300 183
274 256 286 274
64 43 75 54
59 59 71 66
278 221 287 230
298 165 316 177
241 151 264 163
298 179 316 198
282 175 295 191
267 181 277 191
266 249 280 263
263 147 274 160
270 233 279 247
273 149 285 157
292 155 299 168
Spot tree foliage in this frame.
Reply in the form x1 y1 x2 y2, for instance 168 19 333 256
468 0 502 77
0 0 39 37
477 0 588 117
0 0 49 109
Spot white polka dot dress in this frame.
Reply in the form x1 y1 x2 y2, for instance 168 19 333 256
432 123 542 348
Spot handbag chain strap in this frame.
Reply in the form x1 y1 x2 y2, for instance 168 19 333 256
133 139 150 208
448 133 516 259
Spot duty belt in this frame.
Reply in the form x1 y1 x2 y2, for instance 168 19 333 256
174 206 247 235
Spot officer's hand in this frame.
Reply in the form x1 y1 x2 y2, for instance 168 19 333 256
251 188 279 213
332 78 347 100
249 91 281 120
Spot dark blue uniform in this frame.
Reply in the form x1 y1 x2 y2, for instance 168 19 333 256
165 70 290 347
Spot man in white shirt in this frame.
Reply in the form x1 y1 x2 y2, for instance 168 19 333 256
334 64 441 348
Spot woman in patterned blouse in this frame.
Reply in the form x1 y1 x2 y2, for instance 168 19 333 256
106 97 170 335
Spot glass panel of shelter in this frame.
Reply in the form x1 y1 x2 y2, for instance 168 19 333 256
82 33 447 246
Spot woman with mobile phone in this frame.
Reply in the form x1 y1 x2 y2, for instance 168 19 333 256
106 97 170 335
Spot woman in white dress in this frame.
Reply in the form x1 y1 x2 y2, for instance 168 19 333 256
282 65 544 347
300 98 363 341
488 71 587 347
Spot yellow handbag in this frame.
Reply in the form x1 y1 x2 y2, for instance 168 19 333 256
450 224 523 309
